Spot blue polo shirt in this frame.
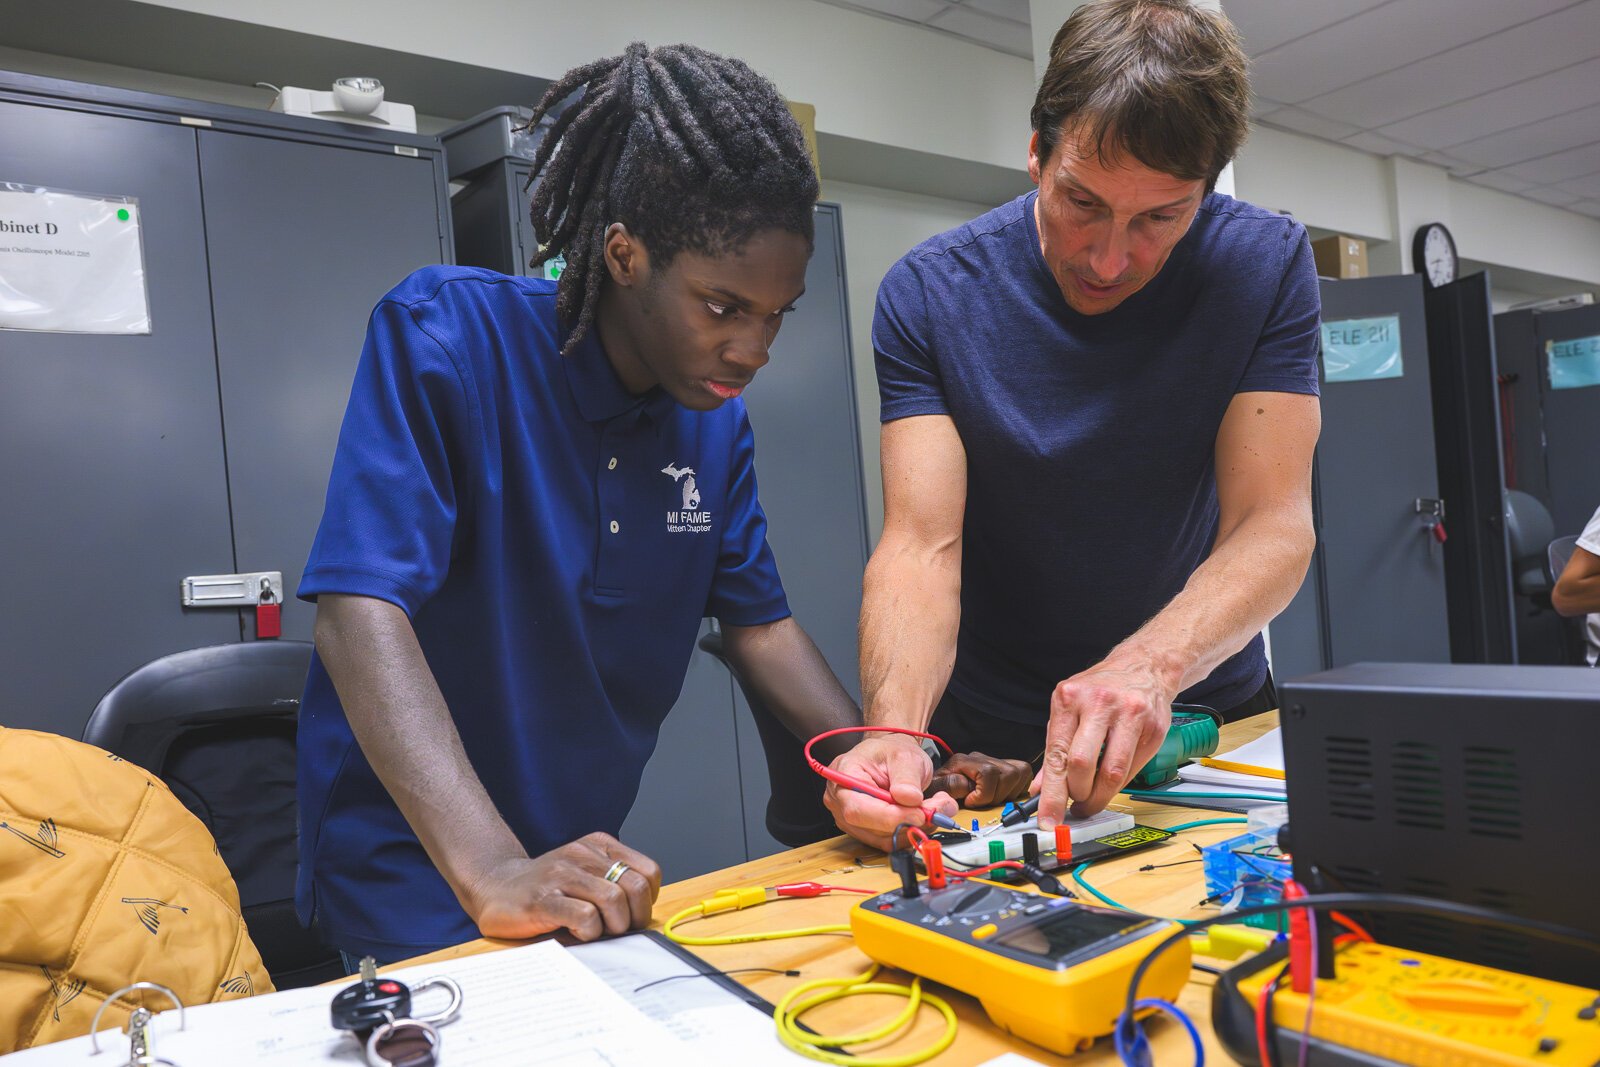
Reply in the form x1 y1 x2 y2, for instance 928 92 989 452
875 190 1320 723
296 266 790 957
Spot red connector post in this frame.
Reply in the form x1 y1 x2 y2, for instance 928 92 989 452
1284 879 1313 994
919 840 947 890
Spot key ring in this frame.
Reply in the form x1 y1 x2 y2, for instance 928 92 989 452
408 976 463 1026
365 1016 441 1067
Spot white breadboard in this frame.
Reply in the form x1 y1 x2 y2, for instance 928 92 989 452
941 810 1134 867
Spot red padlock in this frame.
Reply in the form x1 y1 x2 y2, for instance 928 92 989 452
1432 520 1448 544
256 585 281 640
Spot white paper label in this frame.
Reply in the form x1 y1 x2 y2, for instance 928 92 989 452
0 184 151 334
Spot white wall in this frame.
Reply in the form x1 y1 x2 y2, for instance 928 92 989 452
821 180 1003 543
140 0 1037 173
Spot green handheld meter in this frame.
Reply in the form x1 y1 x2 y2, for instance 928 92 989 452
1129 704 1222 788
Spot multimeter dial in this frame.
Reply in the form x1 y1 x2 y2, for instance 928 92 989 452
930 885 1011 921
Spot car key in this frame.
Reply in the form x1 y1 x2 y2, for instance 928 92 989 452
331 956 412 1035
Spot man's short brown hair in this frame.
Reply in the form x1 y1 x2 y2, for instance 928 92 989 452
1031 0 1250 192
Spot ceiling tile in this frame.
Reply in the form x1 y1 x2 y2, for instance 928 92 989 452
1466 169 1537 194
1247 0 1575 106
1251 95 1286 120
927 4 1032 56
1553 171 1600 199
1448 102 1600 169
962 0 1028 25
1417 151 1484 177
1507 140 1600 184
1222 0 1395 56
1520 186 1584 207
822 0 949 23
1373 56 1600 152
1293 2 1600 130
1339 130 1424 157
1261 106 1361 141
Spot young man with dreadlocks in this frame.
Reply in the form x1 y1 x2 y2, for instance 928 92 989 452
293 43 1028 962
828 0 1323 849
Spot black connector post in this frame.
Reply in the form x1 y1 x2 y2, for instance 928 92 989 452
1022 832 1040 866
890 849 920 898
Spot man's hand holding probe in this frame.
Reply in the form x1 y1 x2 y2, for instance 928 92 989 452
823 734 1032 852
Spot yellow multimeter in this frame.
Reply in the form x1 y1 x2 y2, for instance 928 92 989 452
850 880 1190 1055
1219 941 1600 1066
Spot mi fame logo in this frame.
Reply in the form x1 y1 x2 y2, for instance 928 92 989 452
660 462 712 534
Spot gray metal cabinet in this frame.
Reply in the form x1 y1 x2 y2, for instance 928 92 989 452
0 96 240 735
1496 304 1600 537
1274 274 1452 679
440 110 869 880
198 131 451 643
0 71 452 737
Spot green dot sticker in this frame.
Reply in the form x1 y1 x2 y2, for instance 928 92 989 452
117 209 130 221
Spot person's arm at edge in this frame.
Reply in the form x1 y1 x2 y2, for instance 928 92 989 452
1552 544 1600 616
1036 390 1320 826
313 593 660 941
823 414 968 849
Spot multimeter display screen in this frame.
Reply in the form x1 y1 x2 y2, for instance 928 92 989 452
994 908 1145 960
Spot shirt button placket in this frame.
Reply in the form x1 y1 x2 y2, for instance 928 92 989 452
596 430 627 595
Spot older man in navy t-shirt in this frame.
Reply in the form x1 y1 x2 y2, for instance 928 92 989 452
826 0 1323 848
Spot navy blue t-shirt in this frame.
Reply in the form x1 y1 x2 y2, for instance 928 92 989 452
296 266 790 957
874 190 1320 723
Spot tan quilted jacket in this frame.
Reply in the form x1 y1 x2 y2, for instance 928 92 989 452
0 726 273 1052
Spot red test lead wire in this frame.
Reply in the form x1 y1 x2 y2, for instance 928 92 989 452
771 882 875 898
804 726 964 831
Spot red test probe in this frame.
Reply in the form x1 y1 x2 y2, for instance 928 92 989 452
805 726 965 831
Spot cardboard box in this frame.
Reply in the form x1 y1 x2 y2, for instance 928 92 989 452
1312 234 1368 278
786 101 820 180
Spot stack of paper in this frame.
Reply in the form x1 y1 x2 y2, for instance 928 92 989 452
1175 727 1286 794
0 940 800 1062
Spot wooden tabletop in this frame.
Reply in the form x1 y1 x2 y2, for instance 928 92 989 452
393 713 1280 1065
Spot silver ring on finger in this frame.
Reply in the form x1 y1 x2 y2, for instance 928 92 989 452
603 860 630 884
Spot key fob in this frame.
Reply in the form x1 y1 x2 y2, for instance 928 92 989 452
332 968 412 1033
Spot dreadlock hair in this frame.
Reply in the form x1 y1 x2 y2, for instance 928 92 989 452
524 43 820 356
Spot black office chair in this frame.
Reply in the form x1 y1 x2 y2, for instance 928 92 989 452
697 631 839 847
82 641 342 988
1504 489 1557 602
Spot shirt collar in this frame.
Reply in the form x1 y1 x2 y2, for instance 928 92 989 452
563 323 669 423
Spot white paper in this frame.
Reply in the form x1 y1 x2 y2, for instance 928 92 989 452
0 940 693 1065
1210 727 1286 773
1176 727 1285 790
569 933 809 1062
0 184 150 334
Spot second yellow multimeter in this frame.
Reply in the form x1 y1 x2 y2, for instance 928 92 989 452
850 880 1190 1055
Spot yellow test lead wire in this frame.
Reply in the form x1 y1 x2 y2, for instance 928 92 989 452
774 964 958 1067
662 884 959 1066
